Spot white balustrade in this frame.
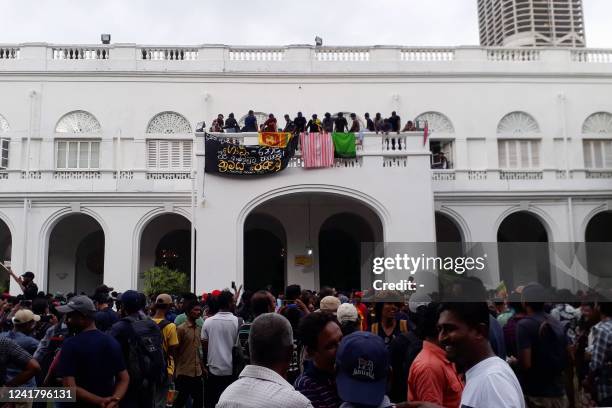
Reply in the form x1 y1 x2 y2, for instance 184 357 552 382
228 49 284 61
401 48 454 61
315 48 370 62
141 48 198 61
52 47 109 60
572 50 612 63
499 170 543 180
486 48 540 62
0 47 19 59
53 171 101 179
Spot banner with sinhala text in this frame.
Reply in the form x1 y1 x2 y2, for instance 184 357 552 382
204 133 292 176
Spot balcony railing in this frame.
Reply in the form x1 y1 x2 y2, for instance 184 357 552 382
52 47 109 60
141 47 198 61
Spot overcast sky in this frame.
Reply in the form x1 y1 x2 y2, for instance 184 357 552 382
2 0 611 48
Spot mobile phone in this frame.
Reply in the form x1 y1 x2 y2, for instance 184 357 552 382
231 281 236 290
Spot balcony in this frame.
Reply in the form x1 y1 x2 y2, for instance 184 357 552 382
0 43 611 75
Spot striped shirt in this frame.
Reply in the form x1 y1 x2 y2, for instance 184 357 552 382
217 365 313 408
0 337 33 386
295 362 342 408
590 319 612 402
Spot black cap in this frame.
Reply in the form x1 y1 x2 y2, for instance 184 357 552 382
94 284 114 294
21 271 35 279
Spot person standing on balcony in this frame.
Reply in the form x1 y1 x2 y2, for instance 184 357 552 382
388 111 401 134
374 113 384 134
283 114 296 132
402 120 417 132
334 112 348 133
306 114 322 133
365 113 375 131
242 110 258 132
263 114 278 132
349 113 360 133
322 113 334 133
223 113 239 133
294 112 307 133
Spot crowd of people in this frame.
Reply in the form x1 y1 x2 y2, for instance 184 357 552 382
208 110 421 135
1 266 612 408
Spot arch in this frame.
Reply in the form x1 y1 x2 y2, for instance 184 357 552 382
497 211 550 289
55 110 102 133
582 112 612 134
0 114 9 133
136 211 192 290
584 210 612 279
238 111 268 128
244 213 287 294
435 208 471 242
435 212 464 243
497 111 540 134
146 111 192 134
47 212 105 294
319 212 378 292
414 111 455 133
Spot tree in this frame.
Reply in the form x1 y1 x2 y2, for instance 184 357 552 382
143 266 189 297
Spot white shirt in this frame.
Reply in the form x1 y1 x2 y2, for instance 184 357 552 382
217 365 314 408
461 356 525 408
201 311 238 376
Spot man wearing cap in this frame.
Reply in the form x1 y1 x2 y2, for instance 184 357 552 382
3 265 39 300
93 293 119 332
335 331 401 408
152 293 179 407
0 309 41 388
337 303 360 336
319 296 341 314
55 295 129 407
295 312 343 408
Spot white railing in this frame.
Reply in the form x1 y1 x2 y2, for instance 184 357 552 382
52 47 109 60
0 47 19 59
141 48 198 61
572 49 612 63
486 48 540 62
228 48 284 61
499 170 543 180
401 48 455 61
315 48 370 62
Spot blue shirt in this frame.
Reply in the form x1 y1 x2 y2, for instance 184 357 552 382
56 329 125 399
0 331 39 387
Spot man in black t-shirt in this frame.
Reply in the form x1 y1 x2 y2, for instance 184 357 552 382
334 112 348 133
388 111 401 134
322 112 334 133
4 266 38 300
365 112 375 131
294 112 307 133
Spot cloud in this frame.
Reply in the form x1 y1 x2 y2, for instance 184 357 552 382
1 0 609 47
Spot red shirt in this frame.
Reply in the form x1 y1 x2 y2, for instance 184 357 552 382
408 340 464 408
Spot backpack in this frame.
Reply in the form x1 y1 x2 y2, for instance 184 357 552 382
389 332 423 403
232 318 247 378
123 315 166 389
527 315 568 373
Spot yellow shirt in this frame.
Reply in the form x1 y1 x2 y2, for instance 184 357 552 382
152 318 179 376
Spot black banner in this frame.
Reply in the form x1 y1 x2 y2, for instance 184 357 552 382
204 133 293 176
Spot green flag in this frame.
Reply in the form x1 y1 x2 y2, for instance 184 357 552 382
332 132 356 158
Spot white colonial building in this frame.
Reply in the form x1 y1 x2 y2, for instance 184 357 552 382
0 43 611 295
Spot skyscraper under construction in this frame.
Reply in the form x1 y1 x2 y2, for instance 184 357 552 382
478 0 586 47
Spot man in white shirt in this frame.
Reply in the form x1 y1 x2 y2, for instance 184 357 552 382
201 290 239 408
217 313 314 408
409 301 524 408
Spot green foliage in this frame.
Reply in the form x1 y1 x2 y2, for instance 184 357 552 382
143 266 189 297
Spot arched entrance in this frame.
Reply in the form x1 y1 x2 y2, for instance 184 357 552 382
139 213 191 290
0 219 11 292
319 213 376 293
497 211 550 289
435 212 464 284
48 214 105 295
244 214 286 295
585 211 612 281
242 193 383 294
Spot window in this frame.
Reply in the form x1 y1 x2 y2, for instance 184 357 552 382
583 140 612 169
430 140 454 169
147 140 192 171
0 139 8 169
56 140 100 169
498 139 540 169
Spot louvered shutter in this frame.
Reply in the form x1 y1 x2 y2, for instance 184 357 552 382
530 140 540 168
158 140 169 169
583 141 593 168
604 140 612 168
147 140 158 169
498 140 507 168
183 141 193 169
507 140 518 168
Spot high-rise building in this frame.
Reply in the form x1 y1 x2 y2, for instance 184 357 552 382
478 0 586 47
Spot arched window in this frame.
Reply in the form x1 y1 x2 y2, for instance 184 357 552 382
55 111 102 133
146 112 192 134
497 111 540 134
582 112 612 134
415 112 455 133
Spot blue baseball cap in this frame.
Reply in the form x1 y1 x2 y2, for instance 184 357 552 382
118 290 142 311
335 331 389 407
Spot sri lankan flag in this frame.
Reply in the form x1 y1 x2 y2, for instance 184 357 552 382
259 132 291 148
